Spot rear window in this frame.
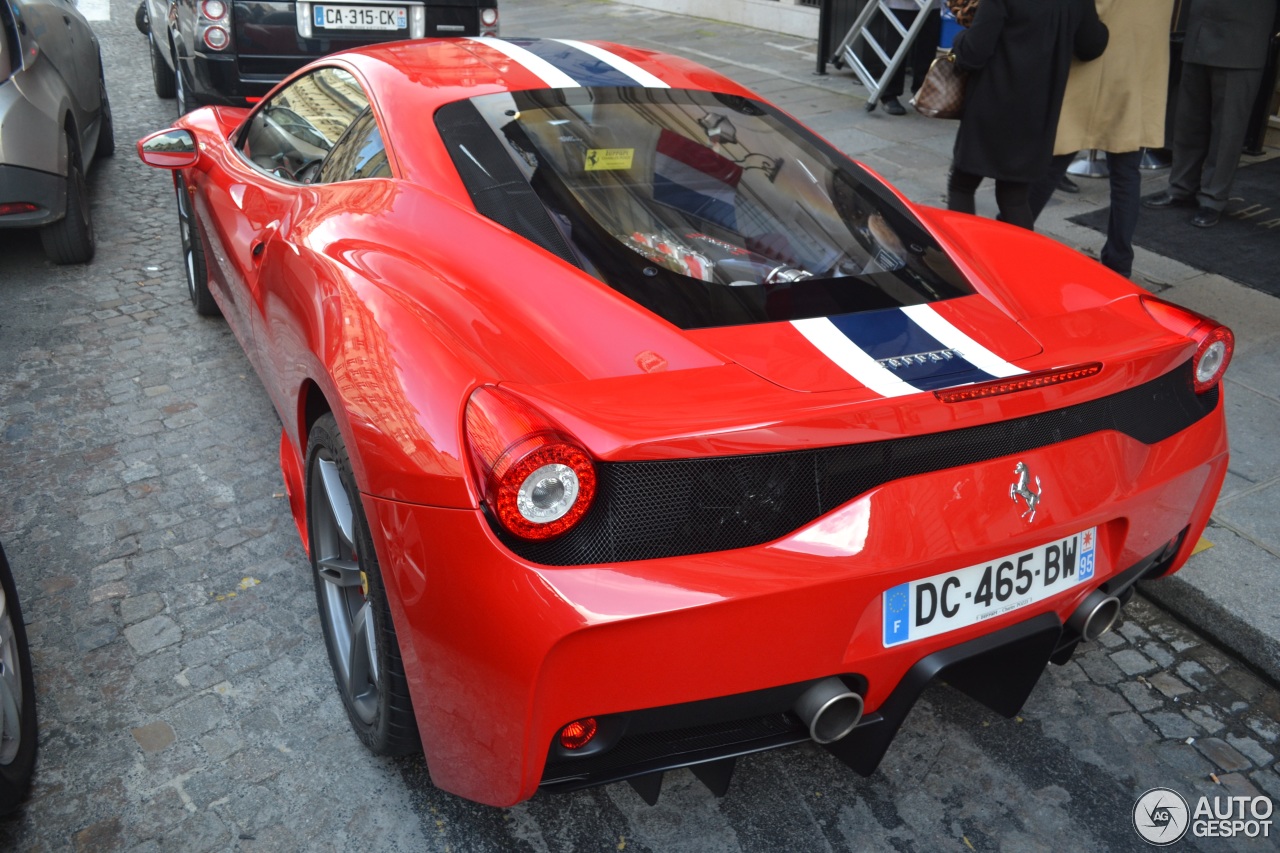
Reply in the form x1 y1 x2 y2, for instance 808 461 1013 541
437 87 973 330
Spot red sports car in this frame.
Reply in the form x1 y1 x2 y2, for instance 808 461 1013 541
137 37 1232 807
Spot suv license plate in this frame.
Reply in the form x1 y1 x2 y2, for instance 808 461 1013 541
882 527 1097 647
313 5 407 30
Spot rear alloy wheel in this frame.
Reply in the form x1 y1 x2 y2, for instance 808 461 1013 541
175 173 219 316
149 32 175 99
0 545 37 816
40 134 94 264
305 414 419 755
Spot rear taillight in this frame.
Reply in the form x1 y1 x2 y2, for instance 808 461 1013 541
0 202 39 217
197 0 232 52
203 26 229 50
465 386 597 541
479 7 498 35
1191 325 1233 393
1140 297 1234 393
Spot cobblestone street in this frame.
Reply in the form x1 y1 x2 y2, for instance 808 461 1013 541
1 1 1278 850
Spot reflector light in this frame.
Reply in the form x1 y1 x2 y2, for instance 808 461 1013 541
480 7 498 26
934 363 1102 403
203 25 229 50
465 386 597 540
559 717 598 750
0 202 39 217
201 0 228 19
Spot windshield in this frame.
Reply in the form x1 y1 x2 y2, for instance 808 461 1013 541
437 88 973 329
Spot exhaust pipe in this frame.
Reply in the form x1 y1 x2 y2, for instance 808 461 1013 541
1067 590 1122 642
794 677 864 744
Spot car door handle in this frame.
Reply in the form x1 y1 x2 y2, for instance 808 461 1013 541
251 240 265 261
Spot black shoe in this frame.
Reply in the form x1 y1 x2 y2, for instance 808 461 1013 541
882 97 906 116
1057 175 1080 193
1143 191 1196 210
1191 207 1221 228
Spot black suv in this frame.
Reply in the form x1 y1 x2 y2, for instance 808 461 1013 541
144 0 498 111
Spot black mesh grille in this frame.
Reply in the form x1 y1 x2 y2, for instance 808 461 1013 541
542 713 806 784
503 361 1218 566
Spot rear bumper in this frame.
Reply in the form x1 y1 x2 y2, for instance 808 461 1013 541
364 398 1228 806
184 53 286 106
0 164 65 228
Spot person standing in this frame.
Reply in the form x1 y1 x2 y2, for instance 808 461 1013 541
1142 0 1276 228
879 1 944 115
946 0 1109 230
1029 0 1173 278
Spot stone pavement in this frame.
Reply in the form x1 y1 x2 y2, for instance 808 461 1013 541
0 0 1278 850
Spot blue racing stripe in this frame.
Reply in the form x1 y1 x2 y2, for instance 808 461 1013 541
828 309 997 389
504 38 643 87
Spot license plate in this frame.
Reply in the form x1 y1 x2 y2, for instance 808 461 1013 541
313 5 406 30
882 527 1097 647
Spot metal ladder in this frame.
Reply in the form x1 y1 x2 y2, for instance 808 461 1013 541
830 0 935 112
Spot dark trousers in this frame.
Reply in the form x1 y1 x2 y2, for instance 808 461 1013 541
947 169 1034 230
866 8 943 101
1029 150 1143 277
1168 61 1265 211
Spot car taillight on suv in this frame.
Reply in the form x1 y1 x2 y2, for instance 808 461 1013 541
480 7 498 36
198 0 233 52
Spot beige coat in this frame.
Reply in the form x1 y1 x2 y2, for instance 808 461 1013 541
1054 0 1173 154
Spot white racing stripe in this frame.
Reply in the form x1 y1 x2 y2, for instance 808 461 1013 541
467 38 581 89
553 39 670 88
791 317 917 398
900 304 1026 378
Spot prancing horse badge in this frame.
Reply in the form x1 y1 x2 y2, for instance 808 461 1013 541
1010 461 1042 522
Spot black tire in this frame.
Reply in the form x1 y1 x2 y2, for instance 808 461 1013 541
305 414 420 756
0 543 37 817
135 0 149 33
150 33 176 99
95 75 115 159
175 173 220 317
40 135 94 265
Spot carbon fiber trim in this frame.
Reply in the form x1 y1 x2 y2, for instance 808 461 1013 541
500 361 1219 566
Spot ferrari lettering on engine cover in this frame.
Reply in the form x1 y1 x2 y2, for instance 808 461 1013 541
792 304 1025 397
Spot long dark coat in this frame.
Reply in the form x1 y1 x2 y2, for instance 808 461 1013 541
951 0 1109 182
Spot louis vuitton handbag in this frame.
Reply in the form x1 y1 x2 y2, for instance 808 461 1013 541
911 53 967 120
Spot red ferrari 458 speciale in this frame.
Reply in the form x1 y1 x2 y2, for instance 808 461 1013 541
137 37 1232 807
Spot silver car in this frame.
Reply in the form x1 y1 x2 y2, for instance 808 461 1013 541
0 0 113 264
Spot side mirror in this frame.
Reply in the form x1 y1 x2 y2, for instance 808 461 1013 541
136 129 199 169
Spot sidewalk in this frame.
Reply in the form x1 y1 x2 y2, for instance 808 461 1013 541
511 0 1280 683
